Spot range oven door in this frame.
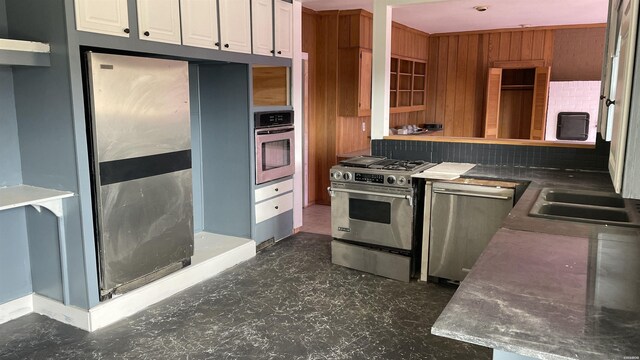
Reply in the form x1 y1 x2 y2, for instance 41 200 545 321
255 126 295 184
330 183 414 251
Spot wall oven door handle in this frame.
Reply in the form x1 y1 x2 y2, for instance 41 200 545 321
328 187 413 206
256 128 294 135
432 188 512 200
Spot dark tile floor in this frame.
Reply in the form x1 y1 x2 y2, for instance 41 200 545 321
0 233 491 360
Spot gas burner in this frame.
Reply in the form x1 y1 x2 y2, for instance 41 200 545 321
331 157 437 188
369 159 428 171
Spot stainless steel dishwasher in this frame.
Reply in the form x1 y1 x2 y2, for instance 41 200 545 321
428 181 515 282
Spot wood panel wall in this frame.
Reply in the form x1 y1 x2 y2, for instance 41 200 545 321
304 8 429 204
392 23 429 60
426 29 554 137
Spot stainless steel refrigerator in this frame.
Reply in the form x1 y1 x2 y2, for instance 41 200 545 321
85 52 194 300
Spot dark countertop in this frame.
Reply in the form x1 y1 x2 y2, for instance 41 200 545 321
431 165 640 359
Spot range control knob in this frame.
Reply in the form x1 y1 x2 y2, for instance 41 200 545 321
397 176 407 186
333 171 342 180
387 175 396 185
343 172 352 181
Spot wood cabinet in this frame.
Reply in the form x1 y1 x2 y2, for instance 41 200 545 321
338 48 372 116
180 0 219 49
253 66 289 106
137 0 182 45
389 57 426 113
218 0 252 54
73 0 130 37
484 66 550 140
252 0 274 56
274 0 294 58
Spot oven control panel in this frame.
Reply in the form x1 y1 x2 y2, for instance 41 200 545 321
354 173 384 184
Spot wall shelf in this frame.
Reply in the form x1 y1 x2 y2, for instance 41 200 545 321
389 56 427 112
0 185 74 305
0 38 51 67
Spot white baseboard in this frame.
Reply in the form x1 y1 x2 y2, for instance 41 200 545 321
32 294 90 331
0 233 255 332
0 294 34 325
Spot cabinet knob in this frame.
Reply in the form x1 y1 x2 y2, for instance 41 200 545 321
275 188 279 192
277 51 282 55
224 44 229 48
215 42 220 47
606 98 616 107
123 28 130 34
275 206 279 210
144 31 150 37
270 50 275 54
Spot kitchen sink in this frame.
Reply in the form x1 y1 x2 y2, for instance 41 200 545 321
529 188 640 227
543 189 626 208
536 203 630 222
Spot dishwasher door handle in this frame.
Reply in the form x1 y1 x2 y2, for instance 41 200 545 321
328 187 413 206
432 188 512 200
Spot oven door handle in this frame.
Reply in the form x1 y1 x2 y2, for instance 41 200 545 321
327 187 413 207
432 188 512 200
256 127 294 135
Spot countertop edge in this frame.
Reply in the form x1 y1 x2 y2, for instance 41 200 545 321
430 325 575 360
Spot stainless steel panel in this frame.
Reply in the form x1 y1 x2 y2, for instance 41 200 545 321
330 182 413 250
428 183 514 281
87 52 190 162
331 240 411 282
98 170 194 291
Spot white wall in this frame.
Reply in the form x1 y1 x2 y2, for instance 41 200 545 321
292 1 303 229
545 81 601 143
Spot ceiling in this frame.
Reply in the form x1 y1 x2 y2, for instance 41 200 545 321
298 0 609 34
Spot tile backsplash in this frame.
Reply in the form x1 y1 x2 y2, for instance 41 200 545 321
372 136 610 171
545 81 601 143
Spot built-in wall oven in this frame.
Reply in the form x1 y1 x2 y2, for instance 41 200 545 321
255 111 295 184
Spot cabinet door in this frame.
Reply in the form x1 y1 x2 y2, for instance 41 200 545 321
137 0 182 45
484 68 502 139
274 0 293 58
610 0 639 192
252 0 274 56
529 66 551 140
598 0 622 140
358 49 373 113
180 0 219 49
74 0 130 37
219 0 252 54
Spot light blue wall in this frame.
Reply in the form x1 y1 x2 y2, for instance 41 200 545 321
0 0 32 305
0 208 31 303
0 0 21 186
199 64 252 238
7 0 88 307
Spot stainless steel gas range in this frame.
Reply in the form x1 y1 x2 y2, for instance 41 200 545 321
328 156 437 281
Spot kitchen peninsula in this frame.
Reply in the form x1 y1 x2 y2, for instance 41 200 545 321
429 165 640 360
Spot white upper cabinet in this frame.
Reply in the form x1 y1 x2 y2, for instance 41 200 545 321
252 0 274 56
137 0 182 45
274 1 293 58
218 0 252 54
74 0 130 37
180 0 220 49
